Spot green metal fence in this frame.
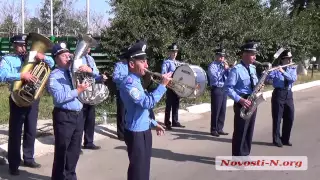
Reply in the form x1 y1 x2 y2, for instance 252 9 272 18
0 35 113 70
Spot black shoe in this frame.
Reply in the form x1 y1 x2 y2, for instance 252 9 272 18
218 131 229 135
24 161 41 168
9 169 20 176
172 123 185 128
0 157 6 165
210 131 220 137
282 141 292 146
273 141 283 147
165 125 172 130
82 144 101 150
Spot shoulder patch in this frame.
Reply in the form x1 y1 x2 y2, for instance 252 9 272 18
129 87 141 100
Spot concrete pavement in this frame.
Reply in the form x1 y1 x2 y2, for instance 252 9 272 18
0 86 319 180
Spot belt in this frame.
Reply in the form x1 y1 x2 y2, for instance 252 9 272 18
239 94 250 99
211 85 224 88
54 107 82 114
274 88 291 91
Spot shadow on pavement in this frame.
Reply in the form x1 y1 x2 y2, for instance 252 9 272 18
115 146 216 165
0 164 50 180
94 125 118 140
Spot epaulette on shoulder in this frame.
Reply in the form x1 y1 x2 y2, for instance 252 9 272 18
2 54 16 58
234 64 242 69
51 68 60 74
249 64 256 69
125 76 133 84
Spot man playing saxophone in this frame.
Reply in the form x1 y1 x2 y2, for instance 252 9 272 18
0 34 55 175
208 48 229 137
266 50 297 147
225 42 259 157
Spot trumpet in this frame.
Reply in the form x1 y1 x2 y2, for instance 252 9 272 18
144 69 198 98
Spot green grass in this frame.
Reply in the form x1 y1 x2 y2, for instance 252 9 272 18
0 70 319 124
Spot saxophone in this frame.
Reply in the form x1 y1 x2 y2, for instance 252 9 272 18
240 61 271 120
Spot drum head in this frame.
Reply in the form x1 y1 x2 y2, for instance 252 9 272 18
172 65 196 98
188 65 207 98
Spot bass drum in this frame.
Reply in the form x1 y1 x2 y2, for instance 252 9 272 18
172 64 208 98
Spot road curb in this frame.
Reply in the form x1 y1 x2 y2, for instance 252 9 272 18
183 80 320 114
0 80 319 159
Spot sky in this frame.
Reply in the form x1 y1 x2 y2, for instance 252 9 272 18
25 0 113 21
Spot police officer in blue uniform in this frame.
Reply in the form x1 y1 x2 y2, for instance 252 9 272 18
119 41 170 180
113 49 129 140
0 34 55 175
47 42 90 180
208 48 229 137
81 44 107 150
161 43 185 130
225 42 259 156
267 50 297 147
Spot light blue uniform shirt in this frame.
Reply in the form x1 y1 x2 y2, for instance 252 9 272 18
47 68 82 111
82 54 103 82
266 66 297 89
0 54 55 91
119 73 167 132
112 61 128 89
225 61 259 102
161 58 177 74
208 61 229 87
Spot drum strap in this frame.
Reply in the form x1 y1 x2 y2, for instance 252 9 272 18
241 61 254 91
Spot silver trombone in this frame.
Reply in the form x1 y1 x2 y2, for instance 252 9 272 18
144 69 199 98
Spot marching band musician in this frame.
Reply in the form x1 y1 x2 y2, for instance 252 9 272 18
81 39 108 150
113 48 129 141
161 43 185 130
0 34 54 175
119 40 169 180
47 43 89 180
208 48 229 137
225 42 259 157
266 50 297 147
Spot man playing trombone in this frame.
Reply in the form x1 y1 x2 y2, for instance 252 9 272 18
161 43 185 130
266 49 297 147
119 40 170 180
208 48 229 137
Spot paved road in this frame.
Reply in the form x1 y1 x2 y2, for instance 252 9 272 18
1 87 320 180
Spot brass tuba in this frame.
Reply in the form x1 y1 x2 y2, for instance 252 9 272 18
11 33 53 107
70 34 109 105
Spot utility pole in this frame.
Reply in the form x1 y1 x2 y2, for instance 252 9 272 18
50 0 54 36
87 0 90 34
21 0 25 34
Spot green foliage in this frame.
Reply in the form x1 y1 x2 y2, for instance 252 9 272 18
101 0 319 70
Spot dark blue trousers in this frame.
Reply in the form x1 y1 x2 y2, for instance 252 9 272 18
51 108 84 180
82 104 95 146
210 87 227 132
116 90 125 139
271 89 294 144
124 129 152 180
232 100 257 156
8 96 39 171
164 89 180 126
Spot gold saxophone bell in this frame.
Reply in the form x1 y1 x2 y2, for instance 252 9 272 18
11 33 53 107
